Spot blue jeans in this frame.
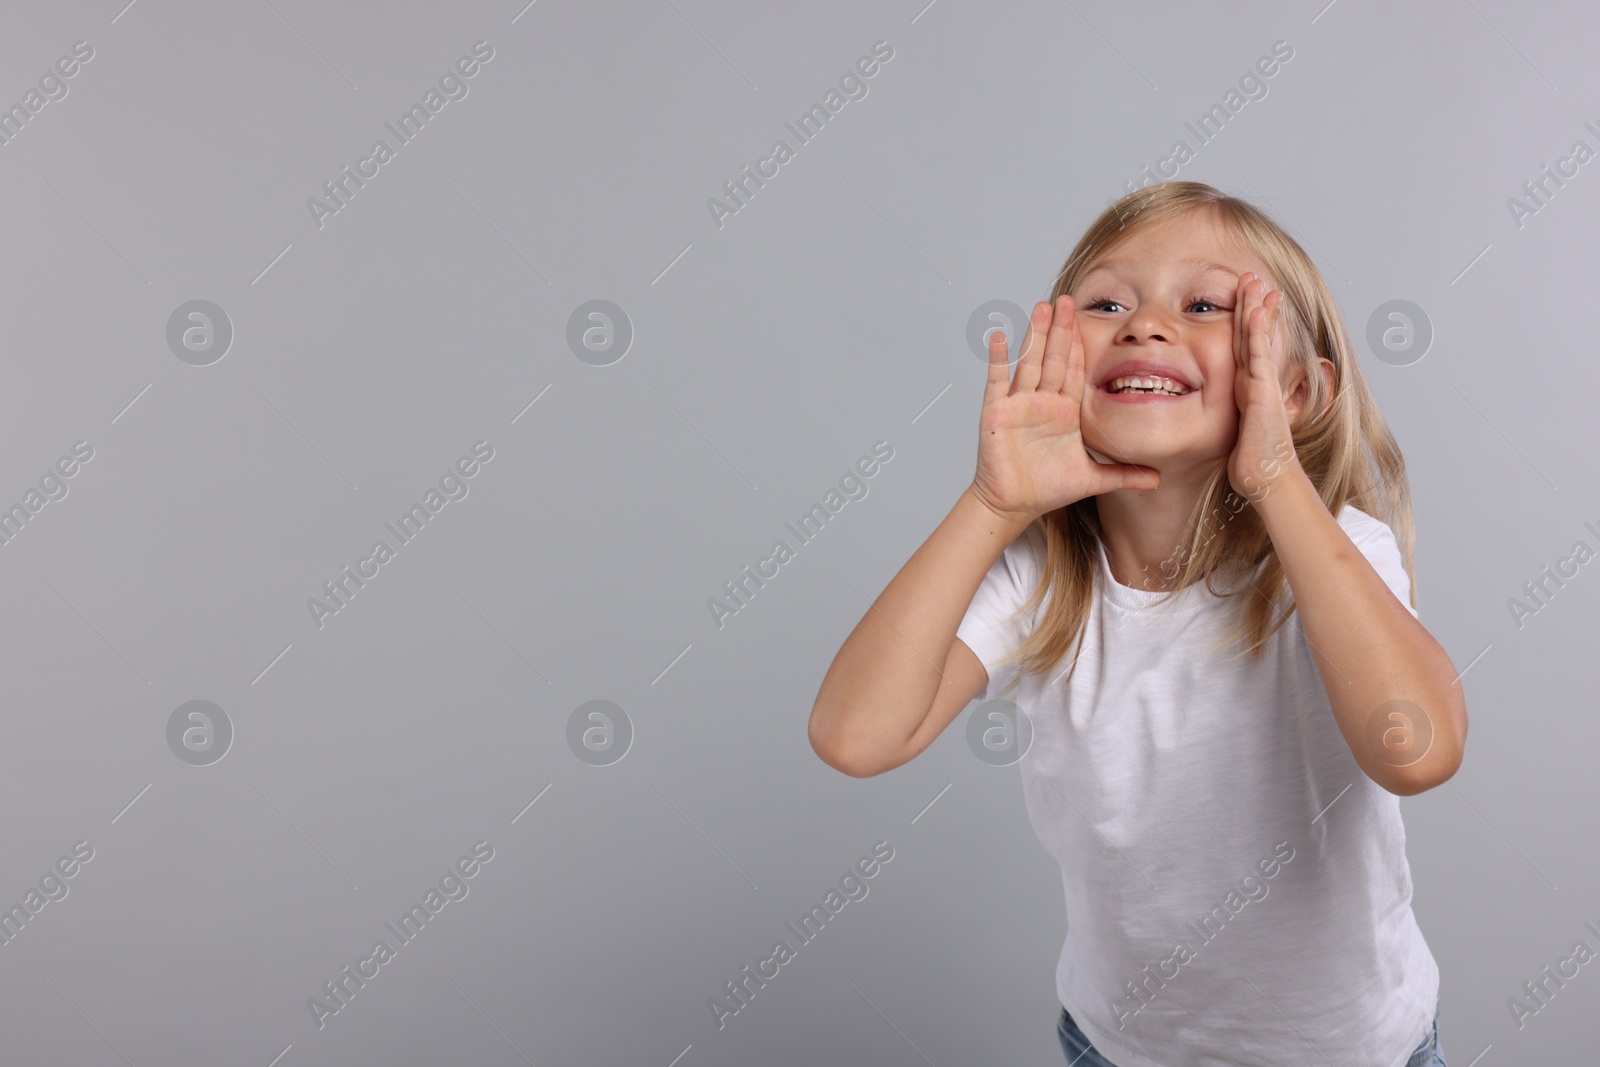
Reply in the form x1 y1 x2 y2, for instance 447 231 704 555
1057 998 1448 1066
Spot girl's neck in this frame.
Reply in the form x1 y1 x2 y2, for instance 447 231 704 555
1094 464 1218 592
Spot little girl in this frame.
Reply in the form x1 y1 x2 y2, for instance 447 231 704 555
808 181 1466 1067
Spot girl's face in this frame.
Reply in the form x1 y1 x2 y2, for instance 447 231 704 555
1068 208 1283 473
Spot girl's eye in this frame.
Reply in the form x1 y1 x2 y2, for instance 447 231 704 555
1080 297 1230 314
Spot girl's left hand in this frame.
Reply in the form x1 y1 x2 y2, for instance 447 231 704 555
1228 272 1298 502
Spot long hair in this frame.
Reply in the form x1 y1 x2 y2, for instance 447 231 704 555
991 181 1414 699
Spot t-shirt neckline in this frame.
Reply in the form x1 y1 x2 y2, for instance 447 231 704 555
1095 538 1208 615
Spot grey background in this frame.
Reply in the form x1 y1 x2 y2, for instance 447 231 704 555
0 0 1594 1064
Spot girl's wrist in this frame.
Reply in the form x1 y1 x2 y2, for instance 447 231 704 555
961 483 1036 541
1251 463 1317 530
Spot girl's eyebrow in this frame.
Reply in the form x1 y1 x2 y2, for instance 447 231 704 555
1080 257 1242 281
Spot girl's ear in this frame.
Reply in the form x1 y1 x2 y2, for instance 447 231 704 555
1284 357 1336 422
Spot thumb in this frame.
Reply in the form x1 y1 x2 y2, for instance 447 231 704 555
1084 446 1160 491
1101 464 1161 492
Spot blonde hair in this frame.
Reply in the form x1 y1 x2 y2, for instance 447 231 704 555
991 181 1414 699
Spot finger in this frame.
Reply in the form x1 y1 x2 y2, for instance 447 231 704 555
1246 276 1271 378
1233 272 1252 371
1061 306 1087 405
984 321 1012 404
1038 295 1074 394
1011 302 1049 394
1250 291 1283 376
1268 291 1284 364
1244 304 1266 388
1238 274 1262 375
1243 300 1285 415
1091 461 1162 494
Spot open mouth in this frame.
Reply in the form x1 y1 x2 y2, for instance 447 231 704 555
1104 375 1194 397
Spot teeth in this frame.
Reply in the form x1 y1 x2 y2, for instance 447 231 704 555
1109 375 1191 395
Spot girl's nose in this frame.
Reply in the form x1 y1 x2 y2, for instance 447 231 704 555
1123 307 1176 343
1122 322 1172 343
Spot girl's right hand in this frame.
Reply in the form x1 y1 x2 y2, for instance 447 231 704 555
970 295 1161 525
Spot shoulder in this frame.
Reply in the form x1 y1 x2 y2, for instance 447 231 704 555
1013 521 1053 580
985 520 1047 589
1333 502 1396 547
991 520 1047 566
971 521 1051 612
1016 520 1049 558
1331 502 1417 616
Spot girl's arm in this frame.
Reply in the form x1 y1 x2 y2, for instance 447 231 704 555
1255 468 1468 795
807 485 1028 777
1229 273 1466 795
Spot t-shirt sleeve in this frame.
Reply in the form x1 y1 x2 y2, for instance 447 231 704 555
1339 506 1418 620
955 524 1044 702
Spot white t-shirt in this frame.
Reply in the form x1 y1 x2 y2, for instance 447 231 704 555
956 504 1440 1067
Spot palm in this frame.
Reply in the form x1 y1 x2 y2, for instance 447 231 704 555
972 296 1159 523
1226 279 1296 500
977 390 1111 514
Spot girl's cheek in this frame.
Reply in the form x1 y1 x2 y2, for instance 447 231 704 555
1208 368 1232 397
